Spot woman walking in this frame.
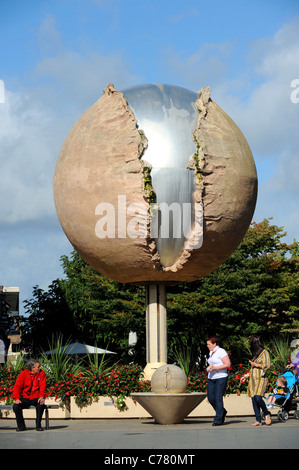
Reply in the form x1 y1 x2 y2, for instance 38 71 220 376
206 336 231 426
240 335 271 426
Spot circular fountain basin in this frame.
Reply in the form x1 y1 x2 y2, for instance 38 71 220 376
131 392 206 425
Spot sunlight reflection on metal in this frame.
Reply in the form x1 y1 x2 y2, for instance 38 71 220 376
122 84 199 266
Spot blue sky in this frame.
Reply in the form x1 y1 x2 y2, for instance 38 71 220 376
0 0 299 314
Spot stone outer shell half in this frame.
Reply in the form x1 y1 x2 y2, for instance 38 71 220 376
53 84 257 284
151 364 188 394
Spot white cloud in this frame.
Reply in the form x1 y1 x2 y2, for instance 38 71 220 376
0 13 141 310
0 224 71 314
35 14 62 54
0 15 141 226
228 18 299 242
32 48 140 110
164 42 232 90
0 89 58 224
228 18 299 157
165 18 299 242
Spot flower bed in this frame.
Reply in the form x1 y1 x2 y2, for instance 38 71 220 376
0 366 16 404
187 364 285 396
0 363 285 411
45 364 151 410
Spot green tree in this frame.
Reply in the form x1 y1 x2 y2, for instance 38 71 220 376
166 219 299 368
23 219 298 368
22 280 79 354
59 251 146 362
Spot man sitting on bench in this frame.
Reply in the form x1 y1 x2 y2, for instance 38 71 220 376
12 359 47 432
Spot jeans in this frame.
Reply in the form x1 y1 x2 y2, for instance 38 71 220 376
13 398 45 429
207 377 228 424
251 395 270 423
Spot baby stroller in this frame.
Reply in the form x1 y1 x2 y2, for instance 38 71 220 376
272 369 299 422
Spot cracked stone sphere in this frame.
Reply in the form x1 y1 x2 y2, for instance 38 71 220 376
151 364 188 394
53 83 257 284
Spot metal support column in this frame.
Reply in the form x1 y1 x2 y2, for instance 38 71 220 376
144 284 167 380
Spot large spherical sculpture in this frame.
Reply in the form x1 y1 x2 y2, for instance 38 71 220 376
53 83 257 284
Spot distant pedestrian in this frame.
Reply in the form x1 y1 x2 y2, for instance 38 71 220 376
287 339 299 376
240 336 271 426
0 337 5 364
12 359 47 431
206 336 231 426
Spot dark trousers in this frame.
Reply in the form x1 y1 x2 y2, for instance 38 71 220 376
13 398 45 429
207 377 228 424
251 395 270 423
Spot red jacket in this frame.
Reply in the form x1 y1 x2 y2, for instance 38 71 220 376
13 369 47 400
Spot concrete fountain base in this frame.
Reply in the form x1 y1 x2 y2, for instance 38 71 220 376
131 392 207 425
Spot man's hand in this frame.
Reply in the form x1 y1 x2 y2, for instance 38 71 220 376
38 397 45 405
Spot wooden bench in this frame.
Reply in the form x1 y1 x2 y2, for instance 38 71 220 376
0 403 59 430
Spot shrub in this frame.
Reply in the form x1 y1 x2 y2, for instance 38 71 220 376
0 366 17 404
46 363 151 409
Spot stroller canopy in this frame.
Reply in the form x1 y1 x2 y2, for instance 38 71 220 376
279 370 297 390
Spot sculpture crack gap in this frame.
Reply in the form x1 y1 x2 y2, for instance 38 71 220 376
150 167 197 267
122 84 204 269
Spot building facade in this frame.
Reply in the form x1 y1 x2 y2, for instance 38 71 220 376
0 286 20 363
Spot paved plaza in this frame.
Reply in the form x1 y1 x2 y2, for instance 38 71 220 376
0 415 298 452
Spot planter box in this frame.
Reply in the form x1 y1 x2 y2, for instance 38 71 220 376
70 394 278 419
2 395 278 420
190 394 278 417
70 396 151 419
46 398 71 419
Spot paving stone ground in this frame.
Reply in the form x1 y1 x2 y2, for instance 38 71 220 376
1 415 298 452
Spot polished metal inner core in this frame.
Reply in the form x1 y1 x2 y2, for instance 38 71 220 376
122 84 199 267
